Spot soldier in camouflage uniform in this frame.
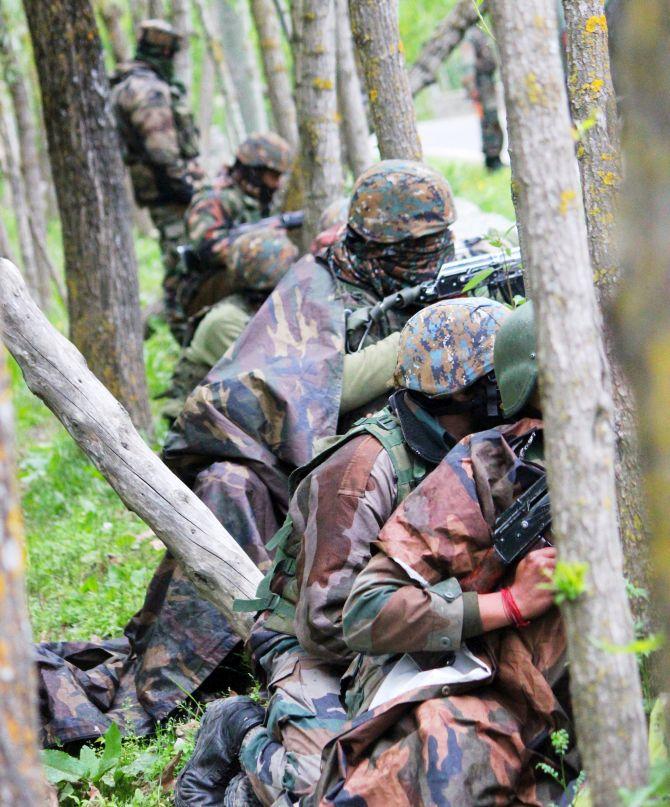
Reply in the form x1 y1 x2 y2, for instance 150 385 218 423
179 132 293 326
463 26 504 171
174 298 511 807
110 20 205 337
310 302 572 807
161 227 299 423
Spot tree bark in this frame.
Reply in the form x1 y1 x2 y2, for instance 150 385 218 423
408 0 485 96
96 0 131 63
250 0 298 148
198 48 215 163
295 0 343 249
0 257 262 639
192 0 245 149
0 210 15 263
0 0 50 308
23 0 152 434
335 0 372 179
489 0 649 801
348 0 422 161
219 0 268 134
0 340 50 807
562 0 651 623
171 0 192 94
147 0 165 16
0 97 39 300
614 0 670 700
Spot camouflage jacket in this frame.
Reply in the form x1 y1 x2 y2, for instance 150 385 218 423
186 173 263 272
110 61 203 207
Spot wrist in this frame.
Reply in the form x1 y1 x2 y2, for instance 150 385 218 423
502 587 530 629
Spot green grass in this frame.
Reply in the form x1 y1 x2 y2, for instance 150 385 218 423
428 158 515 220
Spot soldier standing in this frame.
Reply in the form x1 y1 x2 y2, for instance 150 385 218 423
110 19 205 338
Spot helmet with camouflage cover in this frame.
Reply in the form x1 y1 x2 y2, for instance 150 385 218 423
394 297 510 397
236 133 292 175
348 160 456 244
493 301 538 417
229 227 299 293
137 19 182 53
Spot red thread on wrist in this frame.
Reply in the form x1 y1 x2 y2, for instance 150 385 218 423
502 588 530 629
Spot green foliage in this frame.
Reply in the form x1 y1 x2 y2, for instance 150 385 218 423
540 560 589 605
620 762 670 807
599 633 665 657
535 729 585 805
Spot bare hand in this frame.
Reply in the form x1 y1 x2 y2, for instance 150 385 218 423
509 547 557 621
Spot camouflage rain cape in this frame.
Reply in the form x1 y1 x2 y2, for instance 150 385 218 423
34 255 363 744
309 419 573 807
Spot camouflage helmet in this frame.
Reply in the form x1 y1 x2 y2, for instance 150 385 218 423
493 301 538 417
318 197 350 233
235 133 292 174
138 19 182 51
348 160 456 244
394 297 511 397
229 227 299 292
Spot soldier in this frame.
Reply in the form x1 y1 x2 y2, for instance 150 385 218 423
161 227 299 423
462 26 504 171
311 301 571 807
110 20 204 336
180 132 293 325
174 298 511 806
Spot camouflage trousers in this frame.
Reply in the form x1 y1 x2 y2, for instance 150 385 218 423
241 636 348 805
149 203 189 342
475 73 503 160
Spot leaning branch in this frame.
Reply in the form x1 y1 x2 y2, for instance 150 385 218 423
0 259 261 640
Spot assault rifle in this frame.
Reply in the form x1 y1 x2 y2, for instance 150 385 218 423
460 473 552 594
346 247 524 351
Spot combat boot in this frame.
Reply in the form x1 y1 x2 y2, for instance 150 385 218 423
223 772 263 806
174 696 265 807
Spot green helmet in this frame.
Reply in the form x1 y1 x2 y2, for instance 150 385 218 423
235 133 292 174
229 227 299 293
394 298 510 397
348 160 456 244
138 19 181 53
493 301 538 417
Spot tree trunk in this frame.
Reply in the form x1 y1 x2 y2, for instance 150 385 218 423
562 0 651 625
0 257 262 639
192 0 245 149
250 0 298 148
219 0 268 134
489 0 649 801
198 48 215 164
147 0 165 16
348 0 422 161
614 0 670 701
0 211 15 263
171 0 192 94
0 342 50 807
23 0 152 434
335 0 372 179
0 98 39 300
130 0 148 31
409 0 485 96
295 0 343 249
0 0 50 308
96 0 131 63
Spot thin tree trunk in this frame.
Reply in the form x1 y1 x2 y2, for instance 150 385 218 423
171 0 192 94
0 257 262 639
409 0 485 96
96 0 131 63
0 0 49 307
335 0 372 179
192 0 244 149
198 48 215 163
562 0 651 624
250 0 298 147
147 0 164 15
0 341 49 807
0 97 39 300
348 0 422 161
295 0 343 249
219 0 268 134
614 0 670 701
490 0 649 801
23 0 153 434
0 211 14 263
130 0 148 30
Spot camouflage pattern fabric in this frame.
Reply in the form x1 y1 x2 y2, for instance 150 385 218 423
236 132 293 173
465 28 503 162
148 202 191 338
309 419 571 806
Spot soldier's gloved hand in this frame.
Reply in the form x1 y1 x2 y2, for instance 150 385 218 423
509 546 557 621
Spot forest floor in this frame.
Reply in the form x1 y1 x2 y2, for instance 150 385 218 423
11 161 513 805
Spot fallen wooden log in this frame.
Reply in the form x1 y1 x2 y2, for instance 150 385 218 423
0 258 261 640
